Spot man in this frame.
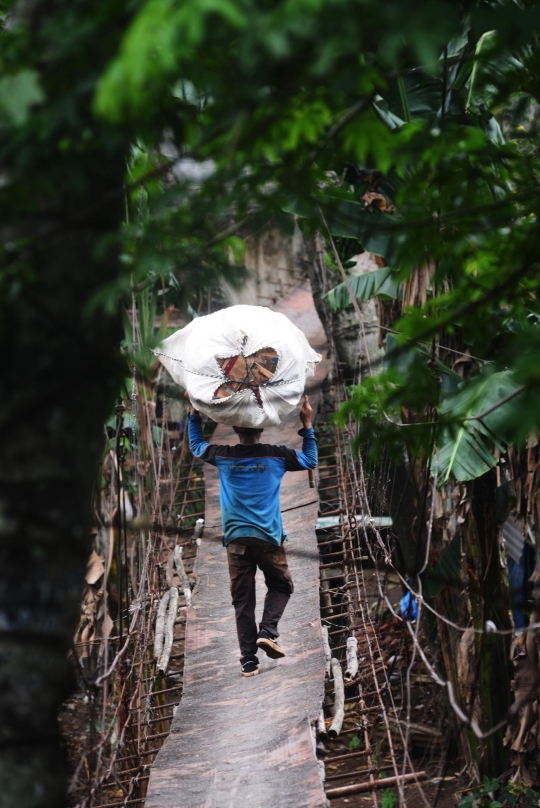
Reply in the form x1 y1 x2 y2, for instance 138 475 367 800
187 396 317 677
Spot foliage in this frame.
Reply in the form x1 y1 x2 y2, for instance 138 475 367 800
435 371 525 483
348 734 360 750
422 532 462 598
324 266 402 311
4 0 540 803
381 790 395 808
458 776 540 808
335 371 425 464
315 25 540 484
459 777 505 808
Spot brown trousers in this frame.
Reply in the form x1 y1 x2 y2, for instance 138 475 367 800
226 538 294 663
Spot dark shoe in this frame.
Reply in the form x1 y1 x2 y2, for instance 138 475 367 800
256 629 286 659
241 659 259 677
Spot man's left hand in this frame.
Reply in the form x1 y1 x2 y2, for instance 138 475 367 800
184 390 198 416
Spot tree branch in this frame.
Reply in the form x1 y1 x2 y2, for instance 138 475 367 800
465 384 526 422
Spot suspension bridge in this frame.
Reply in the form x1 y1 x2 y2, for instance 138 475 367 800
145 284 331 807
74 279 458 808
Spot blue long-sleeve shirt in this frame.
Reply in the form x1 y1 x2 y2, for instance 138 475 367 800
188 414 318 547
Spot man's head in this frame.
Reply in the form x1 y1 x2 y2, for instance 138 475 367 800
232 425 264 445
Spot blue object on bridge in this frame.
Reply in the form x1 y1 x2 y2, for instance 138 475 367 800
401 591 418 621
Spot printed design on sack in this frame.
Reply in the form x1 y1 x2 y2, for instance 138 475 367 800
213 347 279 406
228 463 268 474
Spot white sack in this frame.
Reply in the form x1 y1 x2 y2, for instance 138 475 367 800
154 305 321 428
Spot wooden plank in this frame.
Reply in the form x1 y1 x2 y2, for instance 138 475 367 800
145 281 330 808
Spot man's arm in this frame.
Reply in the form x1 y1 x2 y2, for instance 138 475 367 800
186 397 219 465
295 426 318 469
187 412 213 460
284 395 318 470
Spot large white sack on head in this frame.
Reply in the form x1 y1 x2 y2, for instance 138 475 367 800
154 305 321 428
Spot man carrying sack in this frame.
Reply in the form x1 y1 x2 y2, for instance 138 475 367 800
187 396 317 677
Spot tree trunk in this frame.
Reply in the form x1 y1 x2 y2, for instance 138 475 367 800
0 4 127 804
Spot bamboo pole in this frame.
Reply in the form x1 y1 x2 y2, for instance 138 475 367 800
325 763 395 782
320 579 333 614
165 550 174 587
193 517 204 545
321 625 332 678
173 545 192 607
153 589 170 660
157 586 179 673
326 771 427 799
328 658 344 738
344 636 358 682
322 749 370 764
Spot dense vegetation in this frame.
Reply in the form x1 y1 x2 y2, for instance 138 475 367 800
2 0 540 804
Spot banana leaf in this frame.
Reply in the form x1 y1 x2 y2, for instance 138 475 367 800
385 334 461 397
379 72 444 124
372 96 404 130
324 266 402 311
466 30 523 112
284 194 398 264
422 532 462 598
435 424 498 483
433 370 524 483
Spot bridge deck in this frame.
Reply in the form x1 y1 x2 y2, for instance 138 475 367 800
145 283 329 808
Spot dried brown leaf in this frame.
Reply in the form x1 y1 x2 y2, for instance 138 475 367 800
85 550 105 585
361 191 395 212
101 611 113 641
457 628 476 707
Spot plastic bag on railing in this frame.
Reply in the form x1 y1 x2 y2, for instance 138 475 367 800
154 305 322 428
400 591 418 621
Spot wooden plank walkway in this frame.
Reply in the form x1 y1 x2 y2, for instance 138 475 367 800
145 282 330 808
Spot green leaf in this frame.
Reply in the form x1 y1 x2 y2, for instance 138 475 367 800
324 267 402 311
285 195 398 263
397 76 411 123
223 235 247 265
483 776 501 793
471 372 522 444
467 30 497 110
96 0 248 118
373 71 446 133
106 413 136 430
381 791 395 808
0 70 45 125
423 533 461 598
348 735 360 750
384 334 462 398
466 30 522 116
435 422 497 483
324 198 398 261
434 371 524 483
372 97 404 130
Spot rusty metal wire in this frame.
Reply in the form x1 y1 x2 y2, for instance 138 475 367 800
314 317 438 806
316 397 434 806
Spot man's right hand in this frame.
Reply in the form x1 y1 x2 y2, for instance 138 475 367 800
300 395 313 429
